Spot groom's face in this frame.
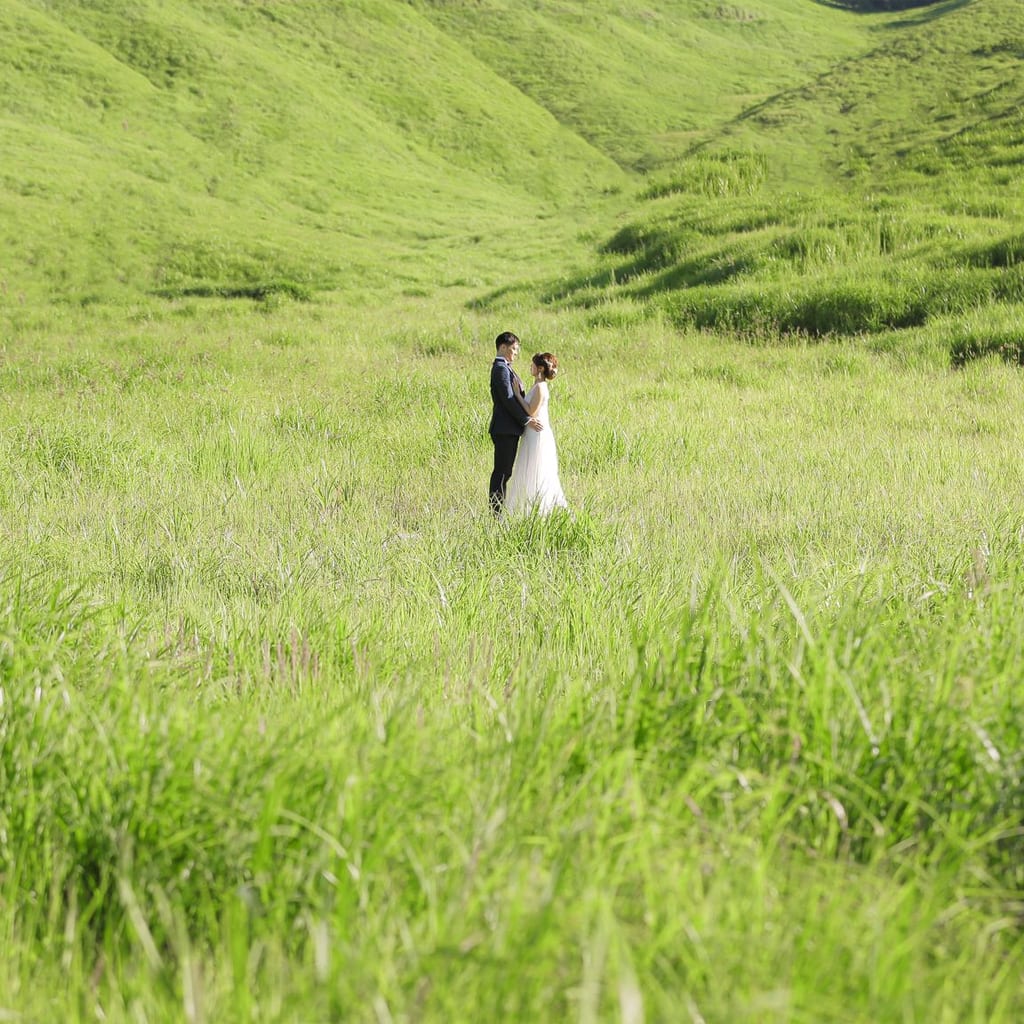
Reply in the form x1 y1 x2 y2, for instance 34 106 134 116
502 340 520 362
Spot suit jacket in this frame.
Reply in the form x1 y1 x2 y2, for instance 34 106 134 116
489 357 530 436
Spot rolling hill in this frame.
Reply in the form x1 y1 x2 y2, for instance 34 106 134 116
535 0 1024 353
2 0 1022 355
0 0 878 306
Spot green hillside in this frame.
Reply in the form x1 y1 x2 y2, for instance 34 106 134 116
542 0 1024 359
2 0 888 307
414 0 870 172
0 0 623 304
5 0 1021 360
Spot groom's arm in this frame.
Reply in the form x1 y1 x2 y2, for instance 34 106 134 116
491 362 530 427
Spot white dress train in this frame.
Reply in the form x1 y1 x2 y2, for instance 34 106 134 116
505 381 568 515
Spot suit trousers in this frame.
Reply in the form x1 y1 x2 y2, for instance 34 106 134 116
489 433 521 514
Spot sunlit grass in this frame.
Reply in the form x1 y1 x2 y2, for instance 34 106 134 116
2 301 1023 1019
4 0 1024 1018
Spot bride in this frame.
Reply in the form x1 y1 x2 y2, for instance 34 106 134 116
504 352 568 515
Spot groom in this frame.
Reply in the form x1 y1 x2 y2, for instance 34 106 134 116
489 330 542 515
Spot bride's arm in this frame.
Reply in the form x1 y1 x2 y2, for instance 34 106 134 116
519 382 544 416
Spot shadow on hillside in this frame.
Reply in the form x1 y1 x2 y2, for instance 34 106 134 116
811 0 976 23
887 0 976 26
466 281 541 312
154 281 312 302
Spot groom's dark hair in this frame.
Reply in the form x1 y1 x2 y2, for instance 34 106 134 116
495 331 520 351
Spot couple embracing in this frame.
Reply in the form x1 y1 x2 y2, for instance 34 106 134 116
488 330 568 518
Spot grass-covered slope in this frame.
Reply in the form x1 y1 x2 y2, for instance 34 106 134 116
5 0 1019 345
0 0 628 304
543 0 1024 362
1 0 887 306
4 0 1022 407
415 0 871 172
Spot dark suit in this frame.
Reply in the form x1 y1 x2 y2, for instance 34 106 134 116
489 357 530 513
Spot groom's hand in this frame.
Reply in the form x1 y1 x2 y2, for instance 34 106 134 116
527 417 543 432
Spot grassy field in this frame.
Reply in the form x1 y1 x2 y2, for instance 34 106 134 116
2 0 1024 1021
3 299 1023 1021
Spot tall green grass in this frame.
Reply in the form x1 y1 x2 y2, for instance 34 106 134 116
2 302 1023 1020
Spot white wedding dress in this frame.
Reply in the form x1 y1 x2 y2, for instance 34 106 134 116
505 381 568 516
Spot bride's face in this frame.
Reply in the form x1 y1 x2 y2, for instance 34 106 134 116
529 361 541 379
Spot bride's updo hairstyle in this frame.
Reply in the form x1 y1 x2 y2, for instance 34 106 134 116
533 352 559 381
